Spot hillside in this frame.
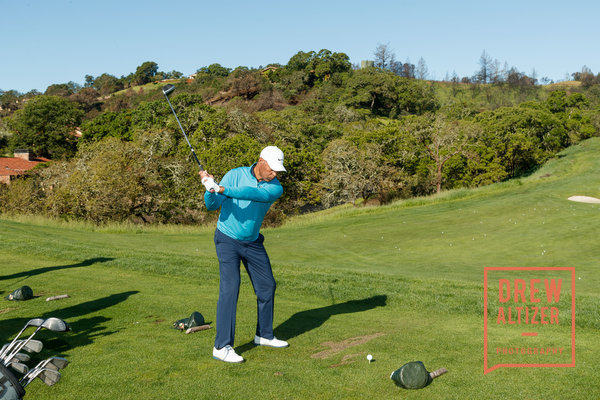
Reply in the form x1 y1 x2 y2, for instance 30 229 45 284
2 51 599 227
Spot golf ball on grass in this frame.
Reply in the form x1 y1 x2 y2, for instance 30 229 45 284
367 354 373 363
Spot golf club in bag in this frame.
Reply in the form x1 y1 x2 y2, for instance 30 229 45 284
162 84 204 170
0 319 44 360
1 317 71 400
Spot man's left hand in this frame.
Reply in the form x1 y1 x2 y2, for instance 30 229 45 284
202 177 221 193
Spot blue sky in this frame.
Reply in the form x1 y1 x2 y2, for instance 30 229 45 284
2 0 599 93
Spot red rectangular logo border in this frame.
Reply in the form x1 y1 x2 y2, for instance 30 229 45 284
484 267 575 374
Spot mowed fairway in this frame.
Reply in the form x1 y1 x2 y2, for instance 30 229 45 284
1 138 599 399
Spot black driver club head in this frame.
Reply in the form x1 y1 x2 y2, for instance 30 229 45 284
162 84 175 96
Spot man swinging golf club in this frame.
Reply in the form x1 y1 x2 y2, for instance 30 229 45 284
201 146 289 363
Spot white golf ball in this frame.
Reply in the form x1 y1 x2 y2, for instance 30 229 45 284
367 354 373 361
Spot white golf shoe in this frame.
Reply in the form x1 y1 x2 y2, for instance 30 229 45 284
254 335 289 348
212 345 244 363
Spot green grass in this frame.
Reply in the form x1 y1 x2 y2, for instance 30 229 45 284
2 139 600 399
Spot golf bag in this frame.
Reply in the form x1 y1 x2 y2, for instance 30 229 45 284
0 363 25 400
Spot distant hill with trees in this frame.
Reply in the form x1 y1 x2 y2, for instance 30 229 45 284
1 47 599 225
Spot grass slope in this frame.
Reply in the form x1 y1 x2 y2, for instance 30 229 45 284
1 139 599 399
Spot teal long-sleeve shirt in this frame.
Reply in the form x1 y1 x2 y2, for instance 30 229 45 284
204 165 283 241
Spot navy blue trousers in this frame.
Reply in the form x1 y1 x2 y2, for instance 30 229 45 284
214 229 276 349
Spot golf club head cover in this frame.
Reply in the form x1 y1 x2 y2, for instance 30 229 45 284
172 311 205 330
201 177 220 192
5 286 34 301
390 361 433 389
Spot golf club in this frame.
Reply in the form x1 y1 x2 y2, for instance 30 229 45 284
0 318 44 359
5 318 70 363
9 362 28 375
22 368 61 387
1 340 42 364
39 357 69 371
0 339 44 363
18 340 43 354
20 356 69 384
7 353 31 364
161 84 204 170
20 359 46 383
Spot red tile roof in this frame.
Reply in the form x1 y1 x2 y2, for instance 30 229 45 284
0 156 50 176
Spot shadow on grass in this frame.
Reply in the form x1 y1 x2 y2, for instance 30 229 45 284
0 257 115 283
0 291 139 354
236 295 387 355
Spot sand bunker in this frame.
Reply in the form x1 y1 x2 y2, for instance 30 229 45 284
568 195 600 204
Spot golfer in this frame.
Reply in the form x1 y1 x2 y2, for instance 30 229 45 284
200 146 289 363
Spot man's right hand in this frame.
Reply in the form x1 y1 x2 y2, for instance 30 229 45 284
199 170 210 180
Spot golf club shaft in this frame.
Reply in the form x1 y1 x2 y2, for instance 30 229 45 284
6 318 68 362
429 367 448 379
0 318 43 359
5 326 43 364
163 94 204 170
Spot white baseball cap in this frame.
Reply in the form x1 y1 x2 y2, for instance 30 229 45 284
260 146 286 172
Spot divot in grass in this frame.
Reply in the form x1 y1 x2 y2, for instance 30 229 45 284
329 353 362 368
311 333 385 359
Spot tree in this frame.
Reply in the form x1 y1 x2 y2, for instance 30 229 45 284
164 70 184 79
416 58 429 80
411 114 479 193
197 63 231 77
0 90 20 113
84 75 95 88
80 110 134 142
475 50 493 83
282 49 351 86
506 68 536 89
396 78 439 115
399 61 416 79
70 87 101 114
94 73 123 96
7 95 83 159
42 137 154 223
45 82 81 97
202 133 261 179
475 104 567 178
133 61 159 85
307 49 351 82
373 43 394 70
572 66 597 87
343 68 399 116
286 51 314 71
226 67 264 100
321 138 394 206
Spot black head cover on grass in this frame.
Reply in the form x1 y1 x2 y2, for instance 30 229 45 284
173 311 205 330
5 286 33 301
390 361 448 389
